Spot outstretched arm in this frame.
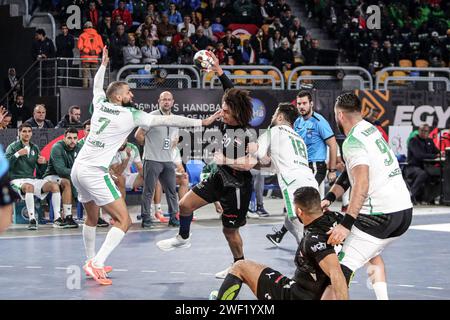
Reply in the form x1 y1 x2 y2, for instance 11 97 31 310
93 46 109 104
135 110 221 130
210 51 234 90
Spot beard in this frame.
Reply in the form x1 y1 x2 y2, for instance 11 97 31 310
122 99 134 108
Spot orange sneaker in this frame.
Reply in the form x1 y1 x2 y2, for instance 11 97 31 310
85 265 113 277
83 260 112 286
155 210 168 223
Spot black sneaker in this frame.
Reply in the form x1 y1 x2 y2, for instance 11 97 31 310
97 217 109 227
53 217 66 228
266 227 285 247
256 206 270 217
141 218 154 229
168 215 180 227
64 215 79 229
28 219 38 230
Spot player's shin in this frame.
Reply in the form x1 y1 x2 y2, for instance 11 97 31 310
83 224 97 260
51 192 62 220
217 273 243 300
25 193 35 220
92 227 125 267
179 213 193 239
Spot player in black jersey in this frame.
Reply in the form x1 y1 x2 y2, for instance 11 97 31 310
210 187 348 300
156 53 257 278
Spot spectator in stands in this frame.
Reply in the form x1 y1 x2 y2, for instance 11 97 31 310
202 18 214 41
239 39 256 65
123 35 143 65
55 24 75 86
42 127 81 228
280 9 295 33
177 15 196 37
191 10 203 28
141 37 161 64
109 23 128 71
211 16 225 35
214 42 229 64
233 0 255 24
290 17 306 39
0 111 12 130
8 95 31 128
250 29 270 64
287 29 302 60
359 39 382 76
78 21 104 88
145 2 160 24
272 38 294 72
427 31 445 67
171 38 194 64
136 16 158 40
113 0 133 30
32 29 55 61
202 0 224 22
221 29 241 58
99 13 113 45
172 28 189 46
390 29 407 58
166 3 183 26
56 105 83 129
133 0 148 23
4 123 59 231
255 0 275 25
3 67 21 104
157 14 177 45
268 30 283 58
25 104 54 129
405 27 422 62
275 0 290 15
190 27 211 52
406 124 441 204
380 40 398 68
268 17 284 36
83 1 102 30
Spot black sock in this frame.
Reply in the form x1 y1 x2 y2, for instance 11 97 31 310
179 213 193 239
234 256 244 263
217 273 243 300
280 225 288 234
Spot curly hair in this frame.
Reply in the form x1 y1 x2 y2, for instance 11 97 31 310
222 88 253 127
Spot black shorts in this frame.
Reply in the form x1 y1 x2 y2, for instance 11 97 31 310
256 268 315 300
192 171 252 229
0 174 18 206
355 207 413 239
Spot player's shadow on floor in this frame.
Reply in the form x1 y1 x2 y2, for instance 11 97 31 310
264 246 296 254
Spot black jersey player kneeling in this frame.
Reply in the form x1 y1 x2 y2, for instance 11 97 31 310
210 186 349 300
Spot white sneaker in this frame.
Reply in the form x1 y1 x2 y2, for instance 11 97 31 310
156 234 191 251
247 211 259 219
215 266 231 279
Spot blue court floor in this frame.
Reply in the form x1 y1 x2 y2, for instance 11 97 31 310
0 202 449 300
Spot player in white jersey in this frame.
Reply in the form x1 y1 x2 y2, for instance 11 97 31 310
110 139 143 199
321 92 412 300
71 47 220 285
256 103 318 245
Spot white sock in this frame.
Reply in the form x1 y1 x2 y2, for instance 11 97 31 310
51 192 61 220
99 208 103 218
93 227 125 267
83 224 97 261
155 203 161 211
63 204 72 217
25 193 35 220
373 282 389 300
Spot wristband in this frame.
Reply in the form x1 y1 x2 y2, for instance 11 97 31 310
341 214 356 230
323 191 336 203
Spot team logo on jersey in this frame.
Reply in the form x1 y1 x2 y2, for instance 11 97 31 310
249 98 266 127
310 242 326 252
31 150 35 156
264 293 272 300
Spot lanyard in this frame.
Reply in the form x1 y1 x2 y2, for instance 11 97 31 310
159 109 170 138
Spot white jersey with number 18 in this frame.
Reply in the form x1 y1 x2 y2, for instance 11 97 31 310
342 120 412 214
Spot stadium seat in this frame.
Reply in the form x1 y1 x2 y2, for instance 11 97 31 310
267 70 281 84
250 70 264 85
185 160 205 187
399 59 413 68
284 70 298 85
392 71 407 84
376 71 389 84
204 71 215 85
300 70 313 85
233 70 248 84
415 59 429 68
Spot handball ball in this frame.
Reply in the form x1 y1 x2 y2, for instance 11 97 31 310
193 50 214 72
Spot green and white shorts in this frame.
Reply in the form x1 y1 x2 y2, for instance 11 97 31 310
71 164 121 206
10 178 49 200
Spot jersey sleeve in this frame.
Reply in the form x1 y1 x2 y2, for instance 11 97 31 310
317 118 334 141
256 129 271 159
342 135 369 170
132 110 202 130
306 237 336 265
93 64 107 107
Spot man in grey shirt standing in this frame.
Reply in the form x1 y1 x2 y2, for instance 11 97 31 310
135 91 180 228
